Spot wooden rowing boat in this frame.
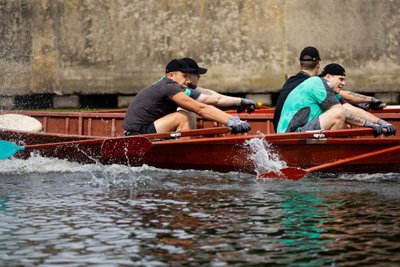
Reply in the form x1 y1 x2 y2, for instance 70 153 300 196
1 107 399 175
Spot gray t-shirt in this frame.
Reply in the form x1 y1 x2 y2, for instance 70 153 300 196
123 77 183 132
184 88 201 99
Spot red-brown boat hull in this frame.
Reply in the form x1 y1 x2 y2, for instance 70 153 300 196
142 137 400 174
1 108 399 175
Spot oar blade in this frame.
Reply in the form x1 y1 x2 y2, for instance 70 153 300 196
101 136 152 164
257 167 307 181
0 140 24 160
280 168 308 180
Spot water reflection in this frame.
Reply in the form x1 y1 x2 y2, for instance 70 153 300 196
0 158 400 266
276 191 335 266
319 192 400 265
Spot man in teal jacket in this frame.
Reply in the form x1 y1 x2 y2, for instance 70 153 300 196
277 63 396 136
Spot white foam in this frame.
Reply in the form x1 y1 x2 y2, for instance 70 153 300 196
0 154 160 175
0 154 159 189
245 136 287 175
337 172 400 182
0 154 252 189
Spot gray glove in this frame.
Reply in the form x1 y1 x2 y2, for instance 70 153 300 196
357 97 386 110
237 98 257 114
369 97 386 110
377 119 397 136
226 116 251 134
364 120 384 137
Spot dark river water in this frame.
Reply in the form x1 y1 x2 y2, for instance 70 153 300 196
1 156 400 267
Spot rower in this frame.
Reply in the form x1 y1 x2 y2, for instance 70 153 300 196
273 46 387 131
123 59 251 136
277 63 396 136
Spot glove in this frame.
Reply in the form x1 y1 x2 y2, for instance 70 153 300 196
226 116 251 134
237 98 257 114
364 120 384 137
369 97 386 110
377 119 397 136
357 98 386 111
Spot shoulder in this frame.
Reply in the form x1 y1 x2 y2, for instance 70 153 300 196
307 76 321 82
160 77 179 87
282 72 310 90
158 78 182 92
288 71 310 81
301 76 325 87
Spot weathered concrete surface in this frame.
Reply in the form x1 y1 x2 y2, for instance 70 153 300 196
0 0 32 94
0 0 400 98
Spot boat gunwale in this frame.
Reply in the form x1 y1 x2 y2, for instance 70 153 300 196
151 135 400 145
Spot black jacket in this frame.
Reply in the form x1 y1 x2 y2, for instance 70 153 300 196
273 72 310 131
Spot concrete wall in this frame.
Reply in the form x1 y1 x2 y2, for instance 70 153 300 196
1 0 400 101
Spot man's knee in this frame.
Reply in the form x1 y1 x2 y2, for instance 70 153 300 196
329 105 346 121
176 110 192 122
176 109 197 128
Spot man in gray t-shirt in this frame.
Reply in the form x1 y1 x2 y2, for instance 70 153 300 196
123 59 251 136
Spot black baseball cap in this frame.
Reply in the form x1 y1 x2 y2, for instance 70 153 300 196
320 63 346 77
182 57 208 74
166 59 196 73
299 46 321 61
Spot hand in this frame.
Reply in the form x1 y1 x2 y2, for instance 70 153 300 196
364 120 384 137
377 119 397 136
237 98 257 114
369 97 386 110
356 98 386 111
226 116 251 134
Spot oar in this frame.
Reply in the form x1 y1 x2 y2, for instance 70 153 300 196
140 126 232 140
263 128 373 141
258 145 400 180
0 140 25 160
0 136 152 162
138 126 372 141
1 127 222 161
0 138 109 160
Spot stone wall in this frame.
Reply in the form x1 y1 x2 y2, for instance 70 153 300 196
1 0 399 103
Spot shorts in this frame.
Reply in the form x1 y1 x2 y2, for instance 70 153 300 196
124 123 157 136
298 117 322 132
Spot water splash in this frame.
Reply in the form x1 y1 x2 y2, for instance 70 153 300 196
245 135 287 175
0 154 159 190
0 154 250 190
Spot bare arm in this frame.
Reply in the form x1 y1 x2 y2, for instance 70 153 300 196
195 87 241 107
339 90 372 104
172 92 232 124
